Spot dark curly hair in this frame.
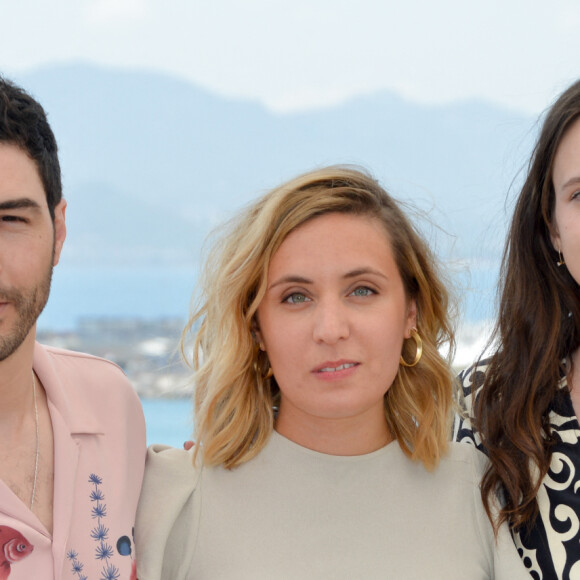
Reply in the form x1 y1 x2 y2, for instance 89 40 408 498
0 76 62 219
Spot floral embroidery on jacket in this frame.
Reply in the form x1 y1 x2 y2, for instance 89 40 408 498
67 474 135 580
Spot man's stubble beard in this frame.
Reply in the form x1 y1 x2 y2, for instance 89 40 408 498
0 258 53 362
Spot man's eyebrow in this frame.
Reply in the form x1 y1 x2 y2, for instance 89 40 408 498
0 198 42 211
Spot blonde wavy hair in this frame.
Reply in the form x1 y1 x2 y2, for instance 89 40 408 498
183 166 455 470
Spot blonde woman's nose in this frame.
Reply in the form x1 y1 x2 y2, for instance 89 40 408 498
311 299 350 344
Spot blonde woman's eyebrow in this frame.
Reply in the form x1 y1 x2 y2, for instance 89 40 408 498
269 275 312 290
343 267 388 280
269 268 388 290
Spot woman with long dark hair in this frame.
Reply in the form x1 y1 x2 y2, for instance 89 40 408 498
455 79 580 579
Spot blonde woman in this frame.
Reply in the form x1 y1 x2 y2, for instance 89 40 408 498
136 167 526 579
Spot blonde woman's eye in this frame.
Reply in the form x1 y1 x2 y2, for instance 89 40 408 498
351 286 375 297
284 292 309 304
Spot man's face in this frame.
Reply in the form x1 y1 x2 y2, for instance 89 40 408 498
0 143 66 361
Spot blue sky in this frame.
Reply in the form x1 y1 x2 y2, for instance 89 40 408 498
1 0 579 114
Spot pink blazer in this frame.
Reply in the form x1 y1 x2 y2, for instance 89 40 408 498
0 343 146 579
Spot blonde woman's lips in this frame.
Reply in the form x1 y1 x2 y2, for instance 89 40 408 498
313 360 359 379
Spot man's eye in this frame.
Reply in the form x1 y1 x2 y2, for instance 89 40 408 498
284 292 309 304
1 215 27 222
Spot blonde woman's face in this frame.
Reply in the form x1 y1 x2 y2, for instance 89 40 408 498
255 213 416 441
552 117 580 287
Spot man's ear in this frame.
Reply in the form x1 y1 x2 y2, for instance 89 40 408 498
52 199 67 266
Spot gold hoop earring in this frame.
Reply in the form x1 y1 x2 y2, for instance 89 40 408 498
400 328 422 368
253 345 274 380
557 249 565 267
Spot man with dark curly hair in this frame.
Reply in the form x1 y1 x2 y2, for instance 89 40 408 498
0 76 145 579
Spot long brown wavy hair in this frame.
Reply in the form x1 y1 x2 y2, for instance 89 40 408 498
476 79 580 531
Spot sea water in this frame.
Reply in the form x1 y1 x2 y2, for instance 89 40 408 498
141 398 194 448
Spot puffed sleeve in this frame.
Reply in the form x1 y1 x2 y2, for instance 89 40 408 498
135 445 200 580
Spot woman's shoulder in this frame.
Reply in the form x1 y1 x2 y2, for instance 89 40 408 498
137 444 200 519
437 444 529 578
135 445 200 579
414 441 489 494
390 443 489 504
443 441 488 479
145 443 197 478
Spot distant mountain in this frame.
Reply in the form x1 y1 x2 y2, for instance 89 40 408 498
13 63 535 269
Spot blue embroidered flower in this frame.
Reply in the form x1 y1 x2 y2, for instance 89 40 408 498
91 502 108 519
95 543 114 560
70 473 131 579
88 473 103 485
100 563 120 580
90 523 109 541
90 489 105 502
68 551 84 578
89 473 103 485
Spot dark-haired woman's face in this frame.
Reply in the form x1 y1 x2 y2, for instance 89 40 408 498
552 117 580 287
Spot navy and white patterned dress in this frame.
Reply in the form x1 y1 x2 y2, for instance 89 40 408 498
454 360 580 580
